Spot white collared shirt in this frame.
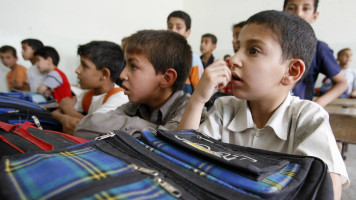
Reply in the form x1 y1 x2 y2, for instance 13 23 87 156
199 94 350 189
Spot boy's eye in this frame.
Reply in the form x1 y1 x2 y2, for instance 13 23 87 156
249 48 260 55
286 6 296 11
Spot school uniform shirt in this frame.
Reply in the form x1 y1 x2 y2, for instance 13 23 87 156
200 54 215 69
27 65 47 92
291 40 341 100
42 68 72 103
198 94 350 189
183 53 204 94
6 64 28 91
74 91 193 140
74 84 129 115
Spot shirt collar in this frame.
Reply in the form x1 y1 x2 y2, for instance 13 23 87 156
227 94 292 140
135 90 184 124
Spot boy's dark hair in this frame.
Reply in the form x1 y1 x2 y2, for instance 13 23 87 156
233 21 246 29
167 10 191 31
246 10 316 81
34 46 60 66
77 41 125 83
0 45 17 58
337 48 351 57
202 33 217 44
123 30 192 91
283 0 319 12
21 39 44 51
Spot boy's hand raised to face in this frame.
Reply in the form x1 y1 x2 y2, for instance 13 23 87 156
192 60 231 104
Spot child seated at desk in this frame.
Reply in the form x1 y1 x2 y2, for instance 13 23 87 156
35 46 72 103
0 45 29 91
178 10 349 199
74 30 199 139
51 41 129 134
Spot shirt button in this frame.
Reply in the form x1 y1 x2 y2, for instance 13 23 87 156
256 130 262 137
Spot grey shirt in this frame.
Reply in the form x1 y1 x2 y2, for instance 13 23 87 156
74 90 200 140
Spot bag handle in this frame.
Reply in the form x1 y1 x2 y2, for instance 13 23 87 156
12 126 54 151
0 121 16 132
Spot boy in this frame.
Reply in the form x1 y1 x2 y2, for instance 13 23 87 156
0 45 29 91
35 46 72 103
178 10 349 199
232 21 246 53
321 48 356 98
51 41 129 134
283 0 348 107
167 10 204 94
21 38 47 92
74 30 194 139
200 33 217 68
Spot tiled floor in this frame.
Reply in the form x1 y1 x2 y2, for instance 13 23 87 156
342 144 355 200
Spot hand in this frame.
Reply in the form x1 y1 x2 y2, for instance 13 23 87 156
59 97 76 111
192 60 231 104
61 116 81 135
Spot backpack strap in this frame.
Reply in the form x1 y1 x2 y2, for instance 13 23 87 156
82 87 125 114
102 87 125 104
82 89 95 114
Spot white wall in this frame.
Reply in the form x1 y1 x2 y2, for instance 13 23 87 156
1 0 355 92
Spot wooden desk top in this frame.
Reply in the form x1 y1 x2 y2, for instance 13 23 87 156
325 106 356 144
327 98 356 108
325 106 356 116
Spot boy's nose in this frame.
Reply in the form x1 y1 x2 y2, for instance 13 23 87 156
230 52 242 68
119 66 128 80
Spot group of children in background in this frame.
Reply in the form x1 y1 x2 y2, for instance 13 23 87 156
0 0 352 199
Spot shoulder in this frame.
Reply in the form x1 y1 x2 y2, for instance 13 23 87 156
192 52 203 66
211 96 245 116
288 95 328 117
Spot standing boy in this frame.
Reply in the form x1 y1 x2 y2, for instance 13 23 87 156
178 10 348 199
167 10 204 94
283 0 348 107
51 41 129 134
35 46 72 103
200 33 217 68
74 30 196 139
21 38 47 92
0 45 29 91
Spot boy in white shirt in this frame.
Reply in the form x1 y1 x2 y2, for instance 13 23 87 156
52 41 128 134
178 10 349 199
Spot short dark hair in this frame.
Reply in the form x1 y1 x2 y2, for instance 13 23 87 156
337 48 351 57
283 0 319 12
223 54 231 60
77 41 125 84
34 46 60 66
202 33 217 44
246 10 316 81
0 45 17 58
21 39 44 51
123 30 192 91
167 10 191 31
233 21 246 30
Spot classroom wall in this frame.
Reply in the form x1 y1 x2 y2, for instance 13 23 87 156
1 0 355 92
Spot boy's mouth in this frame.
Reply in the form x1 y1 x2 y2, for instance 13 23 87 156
232 72 242 81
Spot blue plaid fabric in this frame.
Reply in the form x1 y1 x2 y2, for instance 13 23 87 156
141 130 300 195
3 145 174 200
82 178 176 200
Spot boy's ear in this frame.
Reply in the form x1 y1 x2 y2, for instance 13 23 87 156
281 59 305 86
101 68 111 81
184 29 191 38
212 43 217 50
160 68 177 89
310 11 319 23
